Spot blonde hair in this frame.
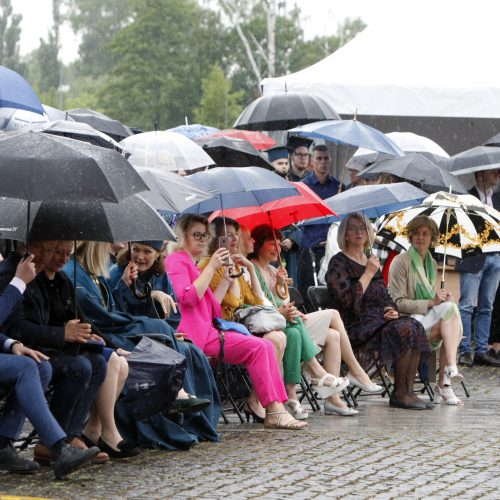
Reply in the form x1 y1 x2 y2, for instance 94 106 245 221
173 214 213 252
337 212 376 251
407 215 439 247
75 241 111 278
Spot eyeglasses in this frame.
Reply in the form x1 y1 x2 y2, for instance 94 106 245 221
293 152 309 158
191 231 210 241
347 225 368 233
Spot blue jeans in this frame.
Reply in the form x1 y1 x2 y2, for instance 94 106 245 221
48 351 107 438
0 355 66 447
459 254 500 355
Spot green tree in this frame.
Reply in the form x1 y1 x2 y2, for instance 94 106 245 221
193 65 243 129
98 0 228 130
0 0 23 73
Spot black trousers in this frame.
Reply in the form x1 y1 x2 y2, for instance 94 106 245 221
297 246 325 311
489 286 500 344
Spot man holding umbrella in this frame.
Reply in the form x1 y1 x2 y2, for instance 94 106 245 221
457 169 500 367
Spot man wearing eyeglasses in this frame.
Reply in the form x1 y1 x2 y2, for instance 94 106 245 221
297 144 341 308
288 138 312 182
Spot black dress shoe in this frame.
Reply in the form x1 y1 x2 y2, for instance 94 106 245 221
0 442 40 473
473 352 500 367
389 397 426 410
458 352 474 367
488 348 500 361
169 395 211 414
97 438 141 459
52 443 99 479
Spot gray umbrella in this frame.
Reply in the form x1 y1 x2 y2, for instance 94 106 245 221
443 145 500 174
42 104 75 122
0 130 147 202
66 108 133 141
234 91 340 131
135 167 214 213
0 195 176 243
358 153 468 193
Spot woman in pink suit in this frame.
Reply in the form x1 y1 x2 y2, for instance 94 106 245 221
166 214 307 430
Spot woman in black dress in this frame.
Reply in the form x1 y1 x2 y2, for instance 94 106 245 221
325 212 431 410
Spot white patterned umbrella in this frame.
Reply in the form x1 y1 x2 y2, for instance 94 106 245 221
376 191 500 285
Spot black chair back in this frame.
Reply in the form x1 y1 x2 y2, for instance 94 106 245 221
307 286 331 311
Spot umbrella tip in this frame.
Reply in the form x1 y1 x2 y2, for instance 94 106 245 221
353 109 358 120
284 82 288 93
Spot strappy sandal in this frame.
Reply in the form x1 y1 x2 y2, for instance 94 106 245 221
311 373 349 399
434 384 464 406
284 399 309 420
264 411 308 430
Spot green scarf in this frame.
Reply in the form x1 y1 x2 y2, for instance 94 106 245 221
408 245 436 300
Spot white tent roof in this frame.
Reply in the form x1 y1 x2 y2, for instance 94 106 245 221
262 1 500 119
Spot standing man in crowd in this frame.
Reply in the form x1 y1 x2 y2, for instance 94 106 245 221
287 137 312 182
297 145 341 308
266 146 293 179
457 168 500 367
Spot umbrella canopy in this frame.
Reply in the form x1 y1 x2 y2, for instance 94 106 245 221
42 104 75 122
484 132 500 147
234 91 340 131
376 192 500 260
209 182 336 230
185 166 299 214
26 120 121 150
120 130 214 171
195 136 273 169
0 66 44 116
204 129 276 150
302 182 428 226
0 130 148 202
358 153 468 193
66 108 132 140
135 167 214 213
168 123 219 139
0 194 176 243
444 145 500 174
288 120 404 156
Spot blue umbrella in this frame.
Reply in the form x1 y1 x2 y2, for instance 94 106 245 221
168 124 219 140
185 166 299 214
301 182 428 225
288 119 404 156
0 66 44 115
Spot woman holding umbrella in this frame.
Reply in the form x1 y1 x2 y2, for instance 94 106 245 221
249 224 382 417
166 214 307 430
388 215 464 405
326 212 431 410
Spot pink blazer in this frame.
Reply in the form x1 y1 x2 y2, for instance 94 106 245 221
166 250 222 351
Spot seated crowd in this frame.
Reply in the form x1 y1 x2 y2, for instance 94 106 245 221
0 210 468 477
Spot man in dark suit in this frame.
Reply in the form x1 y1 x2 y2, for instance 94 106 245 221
0 241 108 463
457 168 500 366
0 255 99 477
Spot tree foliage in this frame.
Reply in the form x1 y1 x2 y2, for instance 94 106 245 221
0 0 23 73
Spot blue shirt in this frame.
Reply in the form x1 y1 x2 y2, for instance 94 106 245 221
300 173 340 249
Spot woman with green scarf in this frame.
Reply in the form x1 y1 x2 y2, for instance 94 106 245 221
389 215 464 405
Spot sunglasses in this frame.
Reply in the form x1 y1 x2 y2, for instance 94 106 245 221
191 231 210 241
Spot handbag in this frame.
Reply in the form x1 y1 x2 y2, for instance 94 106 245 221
213 317 251 336
233 305 286 334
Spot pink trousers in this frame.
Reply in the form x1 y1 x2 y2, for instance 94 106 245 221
204 331 287 407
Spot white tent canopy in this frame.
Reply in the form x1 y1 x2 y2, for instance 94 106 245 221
262 1 500 119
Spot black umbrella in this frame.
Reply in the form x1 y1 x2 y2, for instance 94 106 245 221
195 136 273 169
234 91 340 131
0 195 177 243
358 153 468 193
0 130 147 202
26 120 121 150
66 108 132 141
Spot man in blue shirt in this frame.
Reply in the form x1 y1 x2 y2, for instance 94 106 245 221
298 145 340 308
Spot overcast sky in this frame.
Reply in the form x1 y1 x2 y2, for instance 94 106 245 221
10 0 406 63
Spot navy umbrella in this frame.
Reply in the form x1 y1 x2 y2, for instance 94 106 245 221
185 166 299 214
0 66 44 116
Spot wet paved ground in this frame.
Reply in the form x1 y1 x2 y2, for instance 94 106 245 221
1 364 499 499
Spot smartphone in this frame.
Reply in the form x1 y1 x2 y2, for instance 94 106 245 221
218 236 230 264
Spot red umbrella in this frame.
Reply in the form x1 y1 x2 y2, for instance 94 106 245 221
201 129 276 150
209 182 338 230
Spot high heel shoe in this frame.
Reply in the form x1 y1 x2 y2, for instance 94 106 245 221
347 373 384 394
444 365 464 384
243 403 265 423
284 399 309 420
324 400 359 416
310 373 349 398
433 384 463 405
